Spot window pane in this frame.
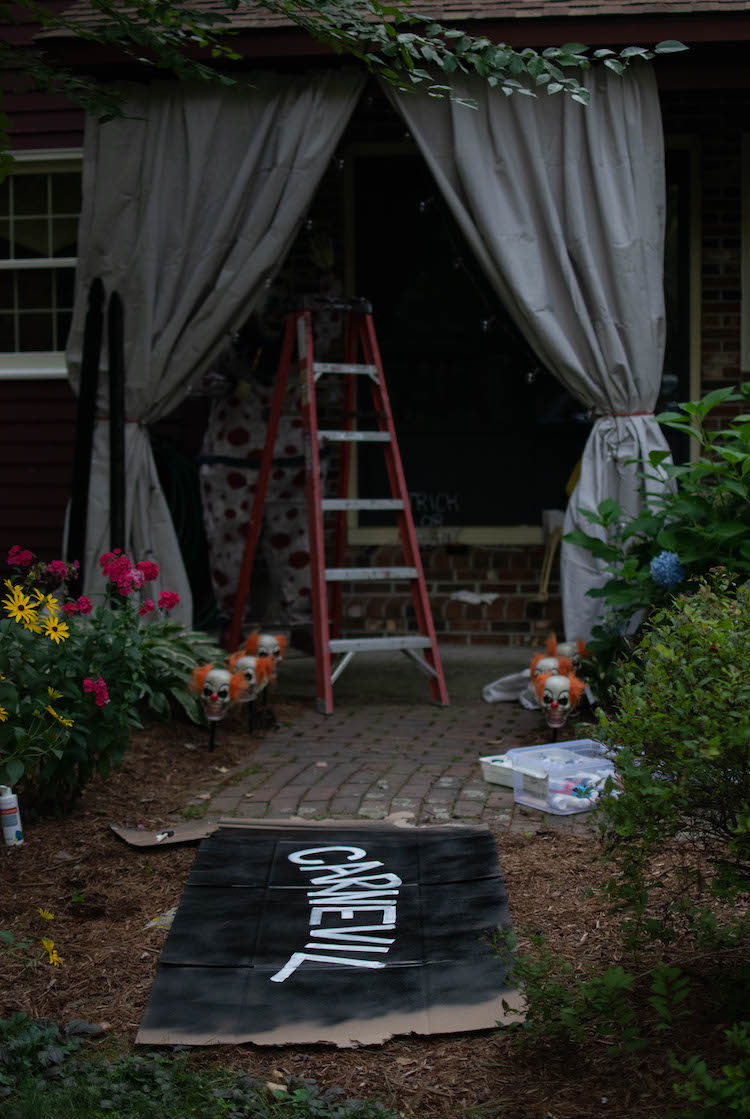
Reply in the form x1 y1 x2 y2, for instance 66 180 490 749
0 219 9 259
15 174 48 217
52 173 82 214
13 217 48 259
0 271 12 308
19 312 53 351
0 178 8 217
57 310 72 349
0 313 14 350
18 268 53 310
51 217 78 257
55 267 75 308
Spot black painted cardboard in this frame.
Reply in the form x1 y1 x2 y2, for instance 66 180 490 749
137 822 522 1047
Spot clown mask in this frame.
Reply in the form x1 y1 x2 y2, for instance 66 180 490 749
228 653 272 702
530 653 573 679
534 672 585 729
191 664 245 721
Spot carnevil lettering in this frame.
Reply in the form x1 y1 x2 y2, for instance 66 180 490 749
270 845 401 983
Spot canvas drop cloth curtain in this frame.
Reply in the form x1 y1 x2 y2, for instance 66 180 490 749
66 70 365 623
387 66 670 642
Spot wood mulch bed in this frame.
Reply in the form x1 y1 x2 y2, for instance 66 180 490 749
1 703 743 1119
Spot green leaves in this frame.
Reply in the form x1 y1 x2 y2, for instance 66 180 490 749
0 0 688 159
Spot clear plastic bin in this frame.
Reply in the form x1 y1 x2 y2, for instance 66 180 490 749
505 738 616 815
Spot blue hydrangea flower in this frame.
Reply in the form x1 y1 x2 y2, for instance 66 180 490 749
650 550 684 589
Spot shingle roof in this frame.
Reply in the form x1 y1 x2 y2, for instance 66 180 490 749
53 0 750 31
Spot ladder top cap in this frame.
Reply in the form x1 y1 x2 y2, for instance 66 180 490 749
299 295 373 314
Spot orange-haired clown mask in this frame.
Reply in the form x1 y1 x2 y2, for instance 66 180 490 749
229 655 271 702
535 672 585 729
196 667 240 721
555 641 588 668
531 654 573 679
244 632 287 675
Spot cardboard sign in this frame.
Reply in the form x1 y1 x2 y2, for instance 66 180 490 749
137 822 521 1047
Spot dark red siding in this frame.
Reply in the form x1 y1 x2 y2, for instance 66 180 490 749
0 379 77 561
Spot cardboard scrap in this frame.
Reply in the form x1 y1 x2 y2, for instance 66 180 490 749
137 820 521 1048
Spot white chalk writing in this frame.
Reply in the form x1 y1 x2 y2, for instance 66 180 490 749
270 845 401 982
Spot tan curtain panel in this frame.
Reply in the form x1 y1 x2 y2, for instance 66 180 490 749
66 71 365 622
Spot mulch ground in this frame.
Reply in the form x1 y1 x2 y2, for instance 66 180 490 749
1 707 743 1119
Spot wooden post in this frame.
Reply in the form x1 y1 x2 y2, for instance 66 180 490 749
66 278 105 590
108 292 126 553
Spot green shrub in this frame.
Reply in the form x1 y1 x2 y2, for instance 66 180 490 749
594 572 750 946
565 383 750 678
0 1014 397 1119
0 547 223 811
671 1022 750 1117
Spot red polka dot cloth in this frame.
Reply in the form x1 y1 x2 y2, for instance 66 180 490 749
199 382 327 625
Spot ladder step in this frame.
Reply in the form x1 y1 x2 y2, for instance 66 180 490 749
318 430 391 443
313 362 377 375
329 636 433 653
325 567 418 582
322 498 404 511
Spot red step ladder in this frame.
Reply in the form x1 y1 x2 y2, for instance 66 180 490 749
229 299 449 715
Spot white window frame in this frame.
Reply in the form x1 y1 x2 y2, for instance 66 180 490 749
0 147 82 380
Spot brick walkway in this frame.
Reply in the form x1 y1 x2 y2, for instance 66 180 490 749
190 648 594 836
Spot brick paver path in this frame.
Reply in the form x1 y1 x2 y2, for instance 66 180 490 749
192 695 593 836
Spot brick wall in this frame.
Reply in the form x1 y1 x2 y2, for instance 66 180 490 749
340 543 562 647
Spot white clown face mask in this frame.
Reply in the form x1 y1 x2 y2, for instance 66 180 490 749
541 674 575 729
232 656 264 701
555 642 581 667
534 656 561 678
257 634 282 663
202 668 233 721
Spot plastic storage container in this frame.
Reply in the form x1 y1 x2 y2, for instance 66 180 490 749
479 754 515 787
505 739 616 815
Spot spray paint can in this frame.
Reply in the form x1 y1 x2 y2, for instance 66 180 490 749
0 785 23 846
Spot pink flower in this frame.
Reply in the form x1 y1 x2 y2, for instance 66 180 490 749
8 546 33 567
63 602 78 616
47 560 68 579
136 560 159 582
139 598 155 616
76 596 92 615
157 591 180 611
83 675 110 706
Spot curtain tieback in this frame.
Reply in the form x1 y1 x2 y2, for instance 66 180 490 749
96 414 143 424
598 410 654 419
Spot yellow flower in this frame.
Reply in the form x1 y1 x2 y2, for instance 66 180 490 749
21 611 41 634
45 705 73 727
2 595 37 627
0 707 7 723
41 615 69 644
41 936 54 954
3 581 27 604
32 590 59 612
38 908 54 920
49 949 63 967
47 686 63 700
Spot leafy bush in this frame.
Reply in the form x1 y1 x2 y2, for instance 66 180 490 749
565 383 750 677
0 1014 397 1119
494 929 690 1055
671 1022 750 1117
593 572 750 948
0 547 223 810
